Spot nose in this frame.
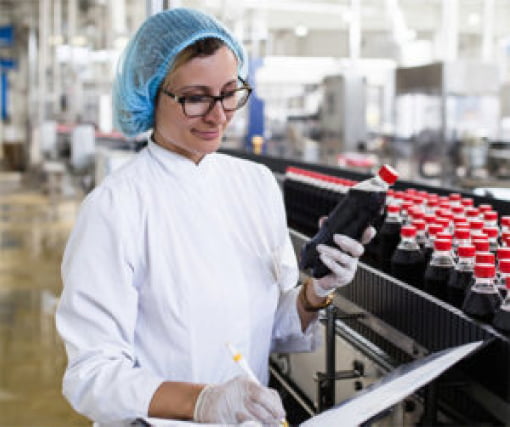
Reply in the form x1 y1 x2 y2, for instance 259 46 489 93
203 99 228 123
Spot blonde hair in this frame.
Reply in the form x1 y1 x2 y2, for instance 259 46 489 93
162 38 226 88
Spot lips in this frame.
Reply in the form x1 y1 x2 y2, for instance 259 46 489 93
192 129 221 140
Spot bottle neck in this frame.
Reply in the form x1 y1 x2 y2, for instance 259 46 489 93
456 256 474 271
398 236 420 250
472 277 498 293
430 250 455 266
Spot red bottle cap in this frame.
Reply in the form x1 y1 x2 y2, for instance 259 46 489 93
378 165 399 185
434 239 452 251
437 232 453 241
436 218 450 228
473 239 490 252
497 247 510 260
454 228 470 239
469 219 484 230
401 225 416 237
461 198 474 207
482 227 499 238
411 219 426 230
401 201 413 211
406 188 417 195
499 259 510 274
501 216 510 227
428 224 444 235
457 245 475 257
449 193 461 201
424 214 436 224
474 263 496 278
427 199 439 207
478 204 493 212
412 210 425 219
466 208 480 218
483 211 498 221
455 222 470 230
387 204 400 213
451 206 465 215
475 252 495 264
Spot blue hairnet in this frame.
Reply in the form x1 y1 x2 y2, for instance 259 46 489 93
113 8 247 137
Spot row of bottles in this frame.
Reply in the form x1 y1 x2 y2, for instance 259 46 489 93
283 166 510 333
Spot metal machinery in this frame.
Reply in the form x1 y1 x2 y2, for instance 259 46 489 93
393 61 500 187
319 73 367 157
221 148 510 426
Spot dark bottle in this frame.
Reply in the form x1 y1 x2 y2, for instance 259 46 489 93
423 224 444 266
497 258 510 299
493 277 510 333
483 226 499 253
377 204 402 273
447 245 475 308
412 219 427 250
462 264 502 323
300 165 398 278
424 239 455 301
452 228 471 257
390 225 426 289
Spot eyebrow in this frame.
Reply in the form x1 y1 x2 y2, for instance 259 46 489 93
176 79 238 93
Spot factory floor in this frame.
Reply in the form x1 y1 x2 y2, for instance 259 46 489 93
0 168 89 426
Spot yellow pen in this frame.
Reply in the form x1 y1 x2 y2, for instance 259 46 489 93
226 342 289 427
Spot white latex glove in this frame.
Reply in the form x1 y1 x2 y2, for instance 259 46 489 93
193 375 286 425
313 226 376 298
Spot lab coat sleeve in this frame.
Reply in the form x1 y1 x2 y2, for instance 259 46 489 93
260 167 321 353
55 183 163 423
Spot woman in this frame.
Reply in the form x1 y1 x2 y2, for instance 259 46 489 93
56 8 372 426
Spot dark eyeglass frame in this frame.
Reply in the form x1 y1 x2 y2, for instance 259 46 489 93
160 76 253 118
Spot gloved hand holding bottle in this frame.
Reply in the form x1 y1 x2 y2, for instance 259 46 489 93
312 225 376 297
193 376 286 425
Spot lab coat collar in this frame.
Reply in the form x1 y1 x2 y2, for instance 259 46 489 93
147 137 215 178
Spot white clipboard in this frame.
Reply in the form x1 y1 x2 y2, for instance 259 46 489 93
300 340 485 427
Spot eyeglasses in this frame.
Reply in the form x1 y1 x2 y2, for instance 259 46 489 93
160 77 253 118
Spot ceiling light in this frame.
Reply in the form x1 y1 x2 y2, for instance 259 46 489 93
294 24 308 37
468 13 480 26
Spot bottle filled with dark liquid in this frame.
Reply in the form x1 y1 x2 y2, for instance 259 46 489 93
390 225 426 289
493 277 510 333
462 263 502 323
423 224 444 266
424 239 455 301
300 165 399 278
447 245 475 308
377 204 402 274
497 259 510 299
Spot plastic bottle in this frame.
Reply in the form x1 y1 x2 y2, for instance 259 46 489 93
447 245 475 308
377 204 402 274
497 259 510 299
424 223 445 265
453 228 471 255
412 219 427 250
462 264 502 322
390 225 426 289
424 239 455 301
300 165 399 278
492 277 510 333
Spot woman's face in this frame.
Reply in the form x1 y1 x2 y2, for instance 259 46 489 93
153 46 239 164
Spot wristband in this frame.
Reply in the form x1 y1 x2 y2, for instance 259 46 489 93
299 278 334 312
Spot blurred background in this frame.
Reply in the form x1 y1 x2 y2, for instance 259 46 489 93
2 1 510 426
2 0 510 190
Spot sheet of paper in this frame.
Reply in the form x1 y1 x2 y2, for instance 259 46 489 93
300 340 484 427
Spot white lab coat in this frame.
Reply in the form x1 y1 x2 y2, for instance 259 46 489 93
56 140 320 424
